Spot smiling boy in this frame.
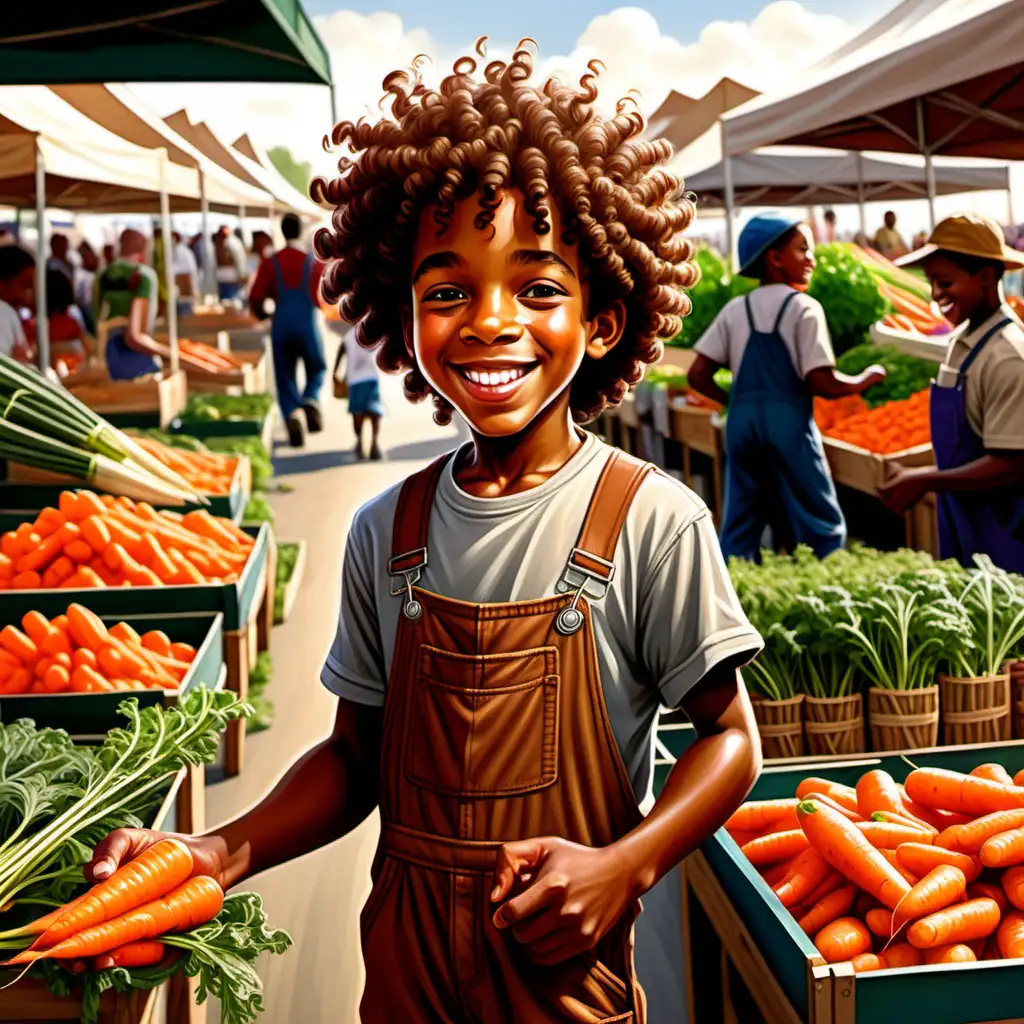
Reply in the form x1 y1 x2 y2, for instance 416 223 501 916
86 41 764 1022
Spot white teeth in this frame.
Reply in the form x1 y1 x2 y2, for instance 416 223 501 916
499 370 512 384
460 365 530 387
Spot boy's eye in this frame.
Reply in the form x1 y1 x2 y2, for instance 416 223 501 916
423 286 466 303
520 282 565 300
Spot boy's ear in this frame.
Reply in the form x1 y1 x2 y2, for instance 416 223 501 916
585 299 627 361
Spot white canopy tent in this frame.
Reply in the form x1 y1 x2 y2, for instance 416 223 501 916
683 147 1011 231
231 133 329 220
721 0 1024 238
0 86 218 371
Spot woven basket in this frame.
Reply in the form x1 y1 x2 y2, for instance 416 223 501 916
868 686 939 752
804 694 865 756
939 672 1010 746
1008 661 1024 739
752 694 804 759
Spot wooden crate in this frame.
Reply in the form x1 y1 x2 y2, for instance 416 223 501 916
165 349 268 396
274 538 307 626
657 346 697 373
65 370 187 429
822 438 934 497
667 399 723 520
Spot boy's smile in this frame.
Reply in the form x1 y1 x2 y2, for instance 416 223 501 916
410 188 621 438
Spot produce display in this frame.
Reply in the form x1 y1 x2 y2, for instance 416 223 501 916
140 431 273 492
847 244 951 336
247 651 274 734
814 390 930 454
726 762 1024 972
0 694 290 1023
667 247 755 349
729 546 1024 703
806 244 890 355
243 493 275 527
0 354 199 505
274 543 301 625
0 490 254 590
129 435 240 496
0 604 197 695
182 394 274 423
175 341 247 376
836 343 938 408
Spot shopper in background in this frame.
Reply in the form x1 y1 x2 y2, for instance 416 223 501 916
171 231 200 317
688 213 886 561
247 230 271 282
249 213 326 447
330 318 384 461
25 268 96 374
879 214 1024 572
95 229 168 380
75 241 99 334
47 233 74 282
0 244 35 360
214 225 248 304
823 209 837 243
873 210 909 259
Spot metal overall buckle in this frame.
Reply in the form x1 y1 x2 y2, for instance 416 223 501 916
555 548 616 636
388 547 427 622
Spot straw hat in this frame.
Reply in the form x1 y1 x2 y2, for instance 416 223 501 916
896 213 1024 270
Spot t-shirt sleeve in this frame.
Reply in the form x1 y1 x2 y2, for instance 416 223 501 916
320 511 387 706
791 295 836 377
979 351 1024 450
0 305 24 357
133 268 155 302
639 507 763 709
247 259 274 309
693 302 731 368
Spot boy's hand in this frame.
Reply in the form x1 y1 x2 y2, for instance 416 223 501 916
491 837 638 966
878 465 932 514
860 364 887 390
86 829 232 889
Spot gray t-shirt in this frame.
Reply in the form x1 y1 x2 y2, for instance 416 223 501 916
321 432 763 800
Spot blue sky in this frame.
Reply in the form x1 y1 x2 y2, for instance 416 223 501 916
299 0 896 54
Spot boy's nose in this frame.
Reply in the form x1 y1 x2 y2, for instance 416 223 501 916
460 317 524 345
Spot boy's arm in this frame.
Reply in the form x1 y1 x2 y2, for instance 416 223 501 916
879 452 1024 514
806 365 887 398
87 696 383 887
492 661 760 965
687 354 729 406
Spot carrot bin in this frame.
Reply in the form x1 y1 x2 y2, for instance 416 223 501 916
939 672 1012 747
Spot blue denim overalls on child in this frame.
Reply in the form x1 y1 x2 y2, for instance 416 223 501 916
270 253 326 422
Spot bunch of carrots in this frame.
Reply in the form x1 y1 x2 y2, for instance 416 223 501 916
727 763 1024 972
877 283 949 336
0 604 196 695
131 436 239 496
0 490 253 591
813 390 930 455
0 838 221 973
177 339 246 375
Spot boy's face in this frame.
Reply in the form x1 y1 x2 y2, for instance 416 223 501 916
923 254 986 326
768 225 815 287
0 266 34 308
410 189 622 437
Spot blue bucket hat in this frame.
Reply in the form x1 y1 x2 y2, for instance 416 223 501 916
737 213 803 276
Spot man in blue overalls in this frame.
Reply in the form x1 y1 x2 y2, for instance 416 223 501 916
879 214 1024 572
249 214 327 448
688 214 885 561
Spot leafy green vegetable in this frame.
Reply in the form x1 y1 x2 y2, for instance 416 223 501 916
807 244 890 357
247 652 275 734
837 343 936 408
273 543 301 625
182 394 275 422
668 247 732 349
243 493 275 525
35 892 291 1024
205 437 273 491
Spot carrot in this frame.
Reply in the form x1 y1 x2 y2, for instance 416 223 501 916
41 665 71 694
865 908 892 937
945 808 1024 854
1016 768 1024 788
182 510 241 552
871 810 938 836
75 491 108 519
168 548 206 585
17 533 62 574
66 604 108 651
33 507 65 537
879 848 919 885
851 952 884 973
772 848 832 909
168 642 196 664
899 786 971 831
70 665 114 693
904 768 1024 816
883 943 922 968
1003 865 1024 909
803 791 864 822
797 885 855 936
802 871 843 908
11 570 42 590
0 669 31 694
997 910 1024 959
857 770 907 820
0 625 37 663
140 535 177 584
742 830 809 866
80 516 112 555
968 881 1008 915
108 622 143 646
895 843 981 882
980 827 1024 868
923 944 976 964
855 821 934 849
20 611 52 646
73 649 98 671
32 838 194 949
971 763 1015 786
906 898 1001 949
727 830 758 847
64 540 95 564
892 865 967 933
814 917 871 963
62 566 106 589
760 859 796 889
139 630 172 658
798 800 911 910
8 876 223 965
100 940 168 969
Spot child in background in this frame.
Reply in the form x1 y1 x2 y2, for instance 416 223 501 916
688 214 886 561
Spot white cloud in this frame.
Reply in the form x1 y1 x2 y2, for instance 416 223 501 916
130 2 851 176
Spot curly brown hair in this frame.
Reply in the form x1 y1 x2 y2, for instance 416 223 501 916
312 38 698 425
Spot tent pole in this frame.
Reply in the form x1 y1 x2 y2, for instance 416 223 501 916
34 139 49 375
856 152 867 236
159 149 179 375
199 168 214 301
916 98 936 230
13 208 21 242
721 119 736 270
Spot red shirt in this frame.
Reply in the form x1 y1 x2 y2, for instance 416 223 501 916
248 246 325 311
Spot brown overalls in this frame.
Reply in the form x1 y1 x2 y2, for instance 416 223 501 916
360 447 655 1023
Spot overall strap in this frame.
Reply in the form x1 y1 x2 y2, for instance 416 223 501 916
772 289 799 334
743 294 757 335
959 318 1010 377
567 449 655 583
389 451 456 585
271 255 285 293
300 252 313 291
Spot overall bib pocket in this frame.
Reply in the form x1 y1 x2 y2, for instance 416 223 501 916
405 645 560 798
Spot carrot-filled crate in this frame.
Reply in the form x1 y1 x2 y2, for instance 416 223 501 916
0 490 270 777
662 742 1024 1024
